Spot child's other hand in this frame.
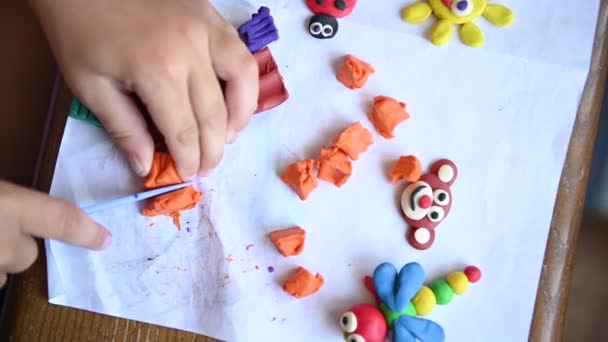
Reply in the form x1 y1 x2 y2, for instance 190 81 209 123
0 181 111 288
30 0 258 180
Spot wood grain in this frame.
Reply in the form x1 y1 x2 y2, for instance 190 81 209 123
0 0 607 341
529 0 608 341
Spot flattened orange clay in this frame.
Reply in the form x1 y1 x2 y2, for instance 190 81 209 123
143 152 183 190
142 186 202 230
337 55 375 90
368 95 410 139
391 155 422 184
317 147 352 187
280 159 318 200
282 266 324 298
332 121 374 160
270 226 306 256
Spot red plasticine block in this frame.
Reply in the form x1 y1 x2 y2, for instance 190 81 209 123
253 47 289 114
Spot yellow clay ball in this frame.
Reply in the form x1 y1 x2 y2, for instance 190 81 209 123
447 272 469 295
412 285 436 316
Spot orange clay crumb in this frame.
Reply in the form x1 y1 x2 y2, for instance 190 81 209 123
368 96 410 139
226 254 234 263
332 122 374 161
391 155 422 184
270 226 306 256
337 55 375 90
280 159 318 200
143 151 183 189
317 147 352 187
283 267 324 298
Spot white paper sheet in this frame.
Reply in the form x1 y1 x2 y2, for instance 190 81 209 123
46 0 601 341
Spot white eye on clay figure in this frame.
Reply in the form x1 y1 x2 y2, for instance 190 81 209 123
401 181 433 220
346 334 366 342
427 206 445 223
309 22 323 35
340 312 357 333
451 0 474 17
433 189 450 206
321 24 334 37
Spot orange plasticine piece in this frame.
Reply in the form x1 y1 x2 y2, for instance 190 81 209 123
143 152 183 189
142 187 202 230
368 95 410 139
280 159 318 200
141 151 202 230
337 55 375 90
270 226 306 256
282 267 324 298
317 147 352 187
391 155 422 184
332 122 374 161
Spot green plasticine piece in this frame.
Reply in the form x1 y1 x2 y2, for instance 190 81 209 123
430 279 454 305
68 98 102 127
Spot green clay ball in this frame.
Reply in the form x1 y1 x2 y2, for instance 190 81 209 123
430 279 454 305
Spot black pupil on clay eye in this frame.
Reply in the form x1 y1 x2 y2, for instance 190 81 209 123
335 0 346 10
324 26 333 34
312 24 322 33
430 212 439 220
438 193 447 201
457 0 468 11
342 316 348 325
316 0 325 5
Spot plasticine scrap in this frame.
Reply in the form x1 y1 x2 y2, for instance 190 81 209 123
141 151 202 230
317 147 352 187
337 55 375 90
238 6 279 53
283 266 324 298
332 121 374 160
270 226 306 256
368 95 410 139
280 159 318 200
391 155 422 184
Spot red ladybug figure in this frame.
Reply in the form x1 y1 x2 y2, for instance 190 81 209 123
306 0 358 18
306 0 358 39
400 159 457 250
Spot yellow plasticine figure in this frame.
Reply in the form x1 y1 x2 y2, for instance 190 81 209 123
402 0 514 47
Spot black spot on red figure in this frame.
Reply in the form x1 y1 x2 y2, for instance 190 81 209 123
305 0 357 39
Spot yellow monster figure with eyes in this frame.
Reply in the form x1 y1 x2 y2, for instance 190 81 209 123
402 0 514 47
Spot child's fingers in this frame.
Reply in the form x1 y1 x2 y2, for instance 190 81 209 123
189 57 228 175
133 64 200 181
210 26 259 143
0 181 111 250
77 76 155 177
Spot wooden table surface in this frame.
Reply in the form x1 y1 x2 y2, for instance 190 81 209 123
1 1 607 341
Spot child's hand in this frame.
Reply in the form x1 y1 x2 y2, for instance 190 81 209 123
0 181 111 288
30 0 259 180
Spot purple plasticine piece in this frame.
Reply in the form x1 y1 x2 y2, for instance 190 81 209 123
238 6 279 53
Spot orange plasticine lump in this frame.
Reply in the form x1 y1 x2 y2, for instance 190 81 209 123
368 95 410 139
143 152 183 190
332 122 374 161
283 266 324 298
141 151 202 230
317 147 352 187
391 155 422 184
337 55 375 90
280 159 318 200
270 226 306 256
